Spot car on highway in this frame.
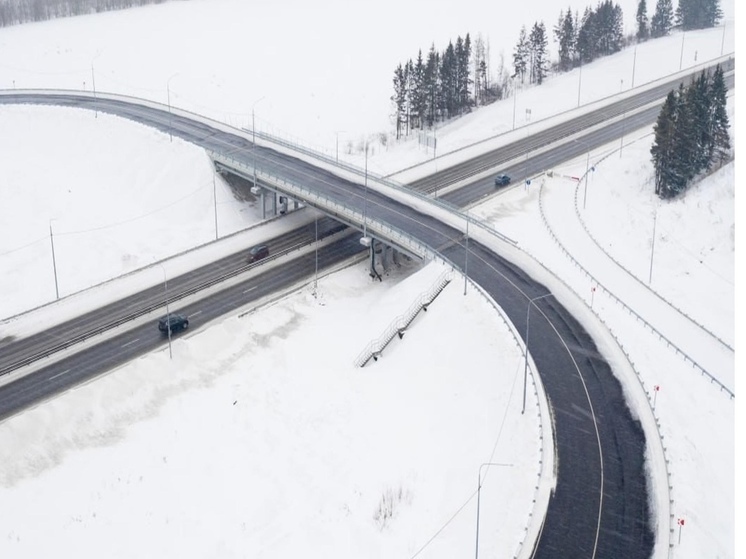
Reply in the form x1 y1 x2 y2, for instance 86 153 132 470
158 314 189 334
247 244 269 263
494 173 511 187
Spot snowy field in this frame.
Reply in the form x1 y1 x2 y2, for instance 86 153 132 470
0 0 737 558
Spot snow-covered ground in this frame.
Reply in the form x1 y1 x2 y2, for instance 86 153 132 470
0 1 736 558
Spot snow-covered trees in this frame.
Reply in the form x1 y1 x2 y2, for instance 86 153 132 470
636 0 650 40
391 34 473 136
555 7 577 72
651 0 674 38
676 0 722 30
650 65 731 198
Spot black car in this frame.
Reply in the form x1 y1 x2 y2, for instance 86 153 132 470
158 314 189 334
247 244 269 263
494 173 511 187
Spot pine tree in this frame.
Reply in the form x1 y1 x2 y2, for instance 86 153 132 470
512 26 529 84
411 50 426 131
576 7 596 63
529 21 549 85
392 64 407 140
423 45 440 127
709 64 731 166
636 0 649 40
651 91 678 197
676 0 722 30
650 0 674 38
440 41 458 119
554 7 577 72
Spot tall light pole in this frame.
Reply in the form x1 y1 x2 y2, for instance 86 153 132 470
160 265 173 359
363 140 369 237
335 130 346 163
721 20 726 56
679 31 686 71
577 59 583 107
49 220 60 300
463 213 469 295
474 462 514 559
167 72 179 142
251 96 265 199
91 49 103 118
313 215 319 297
631 44 637 88
649 205 658 285
212 172 219 240
523 292 553 414
512 78 517 130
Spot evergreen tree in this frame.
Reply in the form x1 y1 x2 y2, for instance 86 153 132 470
709 64 731 165
440 41 458 119
676 0 722 30
411 50 426 131
651 91 678 197
576 7 596 63
529 21 549 84
554 7 577 72
636 0 650 40
392 64 407 139
423 45 440 127
650 0 674 38
594 0 624 56
512 26 529 84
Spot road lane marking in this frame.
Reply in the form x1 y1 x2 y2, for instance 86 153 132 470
243 287 257 294
50 369 70 380
121 338 140 348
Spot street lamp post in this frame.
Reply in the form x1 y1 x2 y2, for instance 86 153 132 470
679 31 686 71
512 78 517 130
363 140 369 237
49 220 60 300
313 215 319 297
577 59 583 108
212 172 219 240
160 265 173 359
335 130 346 164
167 73 179 142
474 462 514 559
251 96 265 207
463 213 469 295
523 292 553 414
631 44 637 88
649 205 658 285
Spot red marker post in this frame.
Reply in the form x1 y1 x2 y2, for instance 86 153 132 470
653 385 660 410
677 517 685 544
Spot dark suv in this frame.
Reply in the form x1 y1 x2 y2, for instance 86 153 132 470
247 244 269 263
494 173 511 187
158 314 189 334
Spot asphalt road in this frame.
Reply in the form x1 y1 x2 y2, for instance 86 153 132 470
2 61 731 555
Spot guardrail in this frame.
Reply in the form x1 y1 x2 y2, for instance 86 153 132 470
354 269 453 367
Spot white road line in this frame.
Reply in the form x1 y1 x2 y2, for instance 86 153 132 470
243 287 257 294
50 369 70 381
121 338 140 348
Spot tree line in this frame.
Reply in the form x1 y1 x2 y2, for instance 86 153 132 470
651 64 730 199
0 0 169 27
391 0 723 139
636 0 722 41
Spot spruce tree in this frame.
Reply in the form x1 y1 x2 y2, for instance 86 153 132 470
676 0 722 30
576 7 596 63
636 0 650 40
512 26 529 84
529 22 549 85
554 7 577 72
650 0 674 38
651 91 678 197
709 64 731 166
392 64 407 140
